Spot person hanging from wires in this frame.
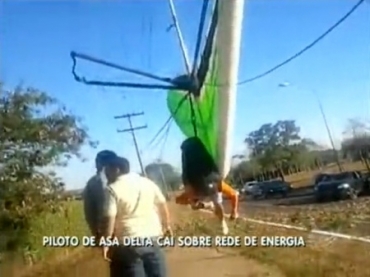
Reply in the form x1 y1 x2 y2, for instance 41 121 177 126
175 136 239 235
175 178 239 219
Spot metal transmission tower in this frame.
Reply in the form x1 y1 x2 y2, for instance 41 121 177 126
114 112 147 176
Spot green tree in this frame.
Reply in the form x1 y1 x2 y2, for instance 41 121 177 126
244 120 317 180
342 118 370 165
145 161 181 193
0 84 95 253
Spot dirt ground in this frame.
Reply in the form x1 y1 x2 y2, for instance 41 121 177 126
5 205 279 277
5 194 370 277
12 246 280 277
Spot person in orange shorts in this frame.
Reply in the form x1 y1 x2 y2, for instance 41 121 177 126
176 137 239 235
175 180 239 219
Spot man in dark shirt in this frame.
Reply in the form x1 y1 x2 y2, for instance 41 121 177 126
82 150 117 238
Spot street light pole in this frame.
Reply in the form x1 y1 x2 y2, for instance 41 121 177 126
278 82 343 172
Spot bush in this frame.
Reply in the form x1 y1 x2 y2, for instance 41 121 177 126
0 83 95 260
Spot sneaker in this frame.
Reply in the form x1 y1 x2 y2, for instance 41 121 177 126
230 213 239 220
203 201 215 211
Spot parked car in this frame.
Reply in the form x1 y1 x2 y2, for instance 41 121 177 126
314 171 365 202
250 180 292 199
313 173 332 185
241 181 258 195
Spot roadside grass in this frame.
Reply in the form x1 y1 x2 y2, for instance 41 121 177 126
27 201 88 262
3 201 370 277
2 159 369 277
285 161 366 187
261 161 370 237
0 201 88 277
173 159 370 237
174 205 370 277
245 197 370 237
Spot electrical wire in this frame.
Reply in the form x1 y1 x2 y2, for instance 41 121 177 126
191 0 211 76
141 114 174 195
152 120 174 196
150 115 174 152
145 0 366 152
203 0 365 87
142 93 189 152
70 0 366 167
70 0 365 93
142 116 173 153
233 0 365 86
155 116 173 159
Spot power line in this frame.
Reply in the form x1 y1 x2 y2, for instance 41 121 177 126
154 116 173 159
71 0 365 93
143 116 174 152
143 93 189 152
146 0 366 153
233 0 365 86
72 1 366 165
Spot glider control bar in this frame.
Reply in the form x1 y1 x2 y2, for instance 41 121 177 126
69 0 217 95
70 51 192 91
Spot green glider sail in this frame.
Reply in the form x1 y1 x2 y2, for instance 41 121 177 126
166 54 219 162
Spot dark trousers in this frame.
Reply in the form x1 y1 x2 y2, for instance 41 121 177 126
110 246 167 277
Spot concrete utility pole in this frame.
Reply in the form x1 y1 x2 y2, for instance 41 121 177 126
278 82 343 172
114 112 147 176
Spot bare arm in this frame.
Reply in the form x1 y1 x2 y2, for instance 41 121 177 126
83 185 98 236
158 202 171 230
100 186 118 239
153 183 171 230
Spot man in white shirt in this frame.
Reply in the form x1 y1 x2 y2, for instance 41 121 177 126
82 150 117 238
100 156 171 277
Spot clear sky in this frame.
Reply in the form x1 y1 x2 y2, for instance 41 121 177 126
1 0 369 189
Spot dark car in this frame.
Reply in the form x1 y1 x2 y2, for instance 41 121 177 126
314 171 365 202
240 181 258 195
314 173 332 185
250 180 292 199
